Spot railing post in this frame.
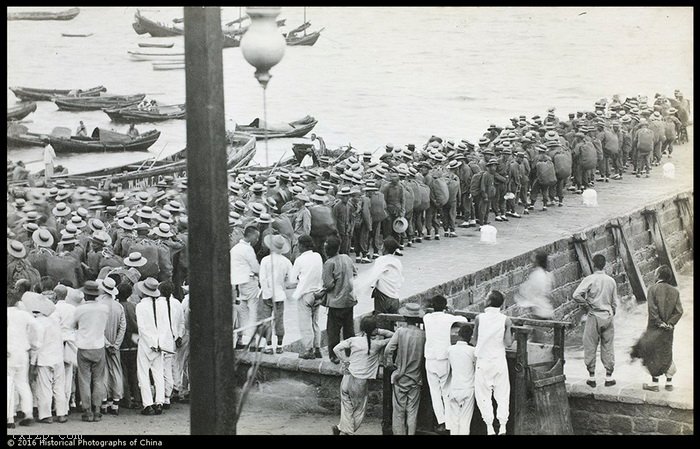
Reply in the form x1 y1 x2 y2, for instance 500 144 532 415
512 329 530 435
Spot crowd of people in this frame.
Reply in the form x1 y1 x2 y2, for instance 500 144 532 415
6 90 690 432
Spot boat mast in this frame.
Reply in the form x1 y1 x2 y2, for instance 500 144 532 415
303 7 307 35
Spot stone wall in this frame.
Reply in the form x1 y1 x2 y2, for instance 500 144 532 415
402 191 693 321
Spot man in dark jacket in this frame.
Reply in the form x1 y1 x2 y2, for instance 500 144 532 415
479 160 498 227
323 236 357 364
380 173 406 251
332 187 353 255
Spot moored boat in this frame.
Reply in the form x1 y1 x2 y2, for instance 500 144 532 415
128 50 185 62
132 9 184 37
152 63 185 71
53 94 146 111
7 7 80 21
235 115 318 139
48 127 161 154
61 33 93 37
7 123 49 148
48 132 256 189
103 104 186 123
138 42 175 48
286 29 323 46
7 102 37 121
9 85 107 102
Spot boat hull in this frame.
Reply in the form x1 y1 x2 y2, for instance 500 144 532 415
7 134 49 148
236 117 318 139
7 7 80 21
53 94 146 111
132 10 184 37
48 130 161 154
7 102 37 121
287 30 322 46
10 85 106 102
104 105 186 123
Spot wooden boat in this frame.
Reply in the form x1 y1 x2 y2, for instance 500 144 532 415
132 9 184 37
48 127 161 154
53 94 146 111
128 50 185 62
7 123 48 148
7 102 37 121
286 29 323 46
138 42 174 48
104 104 185 123
48 132 256 189
152 63 185 71
7 7 80 21
61 33 93 37
223 33 240 48
235 116 318 139
9 85 106 102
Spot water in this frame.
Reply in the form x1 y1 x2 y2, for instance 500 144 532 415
7 7 693 175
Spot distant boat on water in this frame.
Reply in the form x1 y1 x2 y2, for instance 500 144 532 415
7 102 37 121
9 85 107 102
7 7 80 21
61 32 93 38
132 9 183 37
138 42 175 48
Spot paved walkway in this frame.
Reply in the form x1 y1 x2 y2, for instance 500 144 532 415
275 132 693 350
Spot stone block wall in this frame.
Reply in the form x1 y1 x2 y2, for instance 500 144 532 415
400 191 693 320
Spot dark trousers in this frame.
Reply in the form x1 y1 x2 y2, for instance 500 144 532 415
372 288 400 314
311 235 327 261
383 213 403 245
441 202 456 232
553 177 567 203
120 349 141 408
369 221 383 255
478 196 491 224
353 223 370 258
530 181 551 206
495 184 506 215
327 307 355 359
425 205 440 235
635 152 651 174
653 139 663 163
404 210 414 242
413 210 424 237
77 348 106 412
603 150 621 177
339 232 351 255
460 192 474 221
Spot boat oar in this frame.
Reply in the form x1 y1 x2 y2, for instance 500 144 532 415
268 149 289 174
145 143 168 171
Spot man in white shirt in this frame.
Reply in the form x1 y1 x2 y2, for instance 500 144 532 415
258 235 293 354
471 290 513 435
370 237 404 314
28 294 68 424
445 325 476 435
289 235 324 359
7 291 41 428
44 144 57 184
230 226 261 347
72 281 109 423
157 281 184 408
135 278 174 416
51 285 77 414
422 295 468 433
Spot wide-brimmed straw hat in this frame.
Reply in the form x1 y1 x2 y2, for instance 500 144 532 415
256 213 273 224
232 200 247 213
8 239 27 259
88 218 106 233
98 277 119 297
155 209 174 224
81 280 101 297
311 189 328 202
32 228 54 248
118 216 137 230
22 292 56 316
249 202 266 217
124 252 148 267
50 202 71 217
337 186 352 196
136 191 151 203
137 277 160 298
69 215 87 229
250 183 266 194
91 231 112 246
264 234 291 254
136 206 155 220
152 223 174 238
398 302 426 318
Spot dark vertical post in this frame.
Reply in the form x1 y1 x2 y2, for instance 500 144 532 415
512 329 529 435
553 326 565 365
184 6 236 435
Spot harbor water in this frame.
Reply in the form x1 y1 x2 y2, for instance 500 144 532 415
7 7 693 175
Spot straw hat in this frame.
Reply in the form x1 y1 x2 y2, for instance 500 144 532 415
155 209 174 224
310 189 328 202
50 202 71 217
88 218 106 233
59 233 78 246
60 223 80 238
228 182 243 196
265 177 278 188
118 216 137 230
256 213 273 224
263 197 277 210
393 217 408 234
111 191 128 203
124 252 148 268
81 280 101 297
337 186 352 196
164 200 183 214
398 302 426 318
152 223 174 238
32 228 54 248
24 211 41 222
250 183 266 195
98 277 119 297
7 239 27 259
22 292 56 316
137 277 160 298
249 202 266 217
447 160 461 169
232 200 247 213
91 231 112 247
136 191 152 203
136 206 155 220
263 234 290 254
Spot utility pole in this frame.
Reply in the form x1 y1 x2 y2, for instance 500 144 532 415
184 6 237 435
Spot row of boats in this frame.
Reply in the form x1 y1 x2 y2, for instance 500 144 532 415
7 7 80 21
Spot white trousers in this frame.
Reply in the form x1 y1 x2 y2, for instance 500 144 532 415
137 348 164 408
446 389 475 435
7 355 32 421
234 281 260 345
163 353 174 403
36 364 68 419
474 358 510 426
64 362 75 407
425 358 450 425
174 334 190 395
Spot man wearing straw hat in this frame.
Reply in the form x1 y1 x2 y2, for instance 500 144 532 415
51 284 78 416
95 277 126 416
333 186 353 255
135 277 171 416
258 235 293 354
73 280 110 422
383 302 426 435
8 239 41 289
